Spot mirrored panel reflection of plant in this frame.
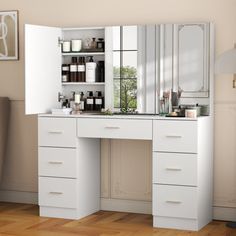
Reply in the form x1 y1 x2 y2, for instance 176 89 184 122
114 66 137 112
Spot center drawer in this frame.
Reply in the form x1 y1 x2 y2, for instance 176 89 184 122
39 147 77 178
77 118 152 140
39 177 77 209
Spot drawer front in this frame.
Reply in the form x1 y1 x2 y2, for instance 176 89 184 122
153 120 197 153
39 147 77 178
39 177 77 209
38 117 76 147
77 118 152 140
153 152 197 186
153 185 197 219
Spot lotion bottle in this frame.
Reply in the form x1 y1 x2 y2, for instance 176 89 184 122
86 56 96 83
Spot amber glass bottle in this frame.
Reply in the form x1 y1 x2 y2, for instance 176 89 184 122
77 57 86 82
70 57 78 82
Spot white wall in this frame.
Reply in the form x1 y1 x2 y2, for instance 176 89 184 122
0 0 236 219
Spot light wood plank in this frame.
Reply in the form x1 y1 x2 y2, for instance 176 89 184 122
0 202 235 236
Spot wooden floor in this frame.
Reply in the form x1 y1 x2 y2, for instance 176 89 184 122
0 202 235 236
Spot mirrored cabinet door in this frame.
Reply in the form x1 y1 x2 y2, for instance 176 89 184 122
159 23 210 99
173 23 209 98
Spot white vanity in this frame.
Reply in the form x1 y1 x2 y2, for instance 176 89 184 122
25 22 214 231
37 114 213 231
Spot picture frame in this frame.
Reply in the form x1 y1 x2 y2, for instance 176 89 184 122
0 10 19 60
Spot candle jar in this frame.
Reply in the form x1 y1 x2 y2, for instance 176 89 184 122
62 41 71 52
71 39 82 52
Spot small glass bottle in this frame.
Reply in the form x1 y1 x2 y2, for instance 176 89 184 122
94 91 104 111
70 57 78 82
96 61 105 82
61 64 70 82
80 92 86 111
90 38 97 49
97 38 104 51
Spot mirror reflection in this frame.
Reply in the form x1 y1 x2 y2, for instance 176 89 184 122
106 23 211 114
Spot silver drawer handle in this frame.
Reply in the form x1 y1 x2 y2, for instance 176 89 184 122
105 126 120 129
166 200 182 204
48 131 63 134
49 192 63 195
166 135 182 138
166 167 182 171
48 161 63 164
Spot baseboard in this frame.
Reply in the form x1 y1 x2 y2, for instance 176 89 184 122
101 198 152 214
0 190 38 204
213 206 236 221
0 192 235 221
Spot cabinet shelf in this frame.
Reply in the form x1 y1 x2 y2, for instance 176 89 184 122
62 52 105 56
62 82 105 86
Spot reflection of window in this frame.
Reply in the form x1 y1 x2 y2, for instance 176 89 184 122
113 26 138 111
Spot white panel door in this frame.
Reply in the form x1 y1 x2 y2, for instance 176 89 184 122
25 24 62 114
110 139 152 201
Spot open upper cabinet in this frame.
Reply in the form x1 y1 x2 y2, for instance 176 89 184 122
25 24 106 114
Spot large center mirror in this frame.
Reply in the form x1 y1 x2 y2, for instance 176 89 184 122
105 23 212 114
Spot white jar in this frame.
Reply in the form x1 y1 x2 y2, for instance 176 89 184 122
62 41 71 52
185 109 197 118
71 39 82 52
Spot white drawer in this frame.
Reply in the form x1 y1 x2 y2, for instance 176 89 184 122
38 117 76 147
39 147 77 178
153 184 197 219
77 118 152 140
153 152 197 186
153 120 197 153
39 177 77 209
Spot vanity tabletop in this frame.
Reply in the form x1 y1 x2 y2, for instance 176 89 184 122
38 113 208 121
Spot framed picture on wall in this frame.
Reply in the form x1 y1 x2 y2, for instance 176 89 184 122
0 10 19 60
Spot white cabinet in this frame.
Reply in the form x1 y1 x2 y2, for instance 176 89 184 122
25 24 106 115
38 116 100 220
38 117 78 219
152 118 213 231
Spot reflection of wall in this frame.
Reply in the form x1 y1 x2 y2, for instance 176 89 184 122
0 0 235 220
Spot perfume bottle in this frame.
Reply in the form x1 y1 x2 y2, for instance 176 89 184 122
91 38 97 49
97 38 104 51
